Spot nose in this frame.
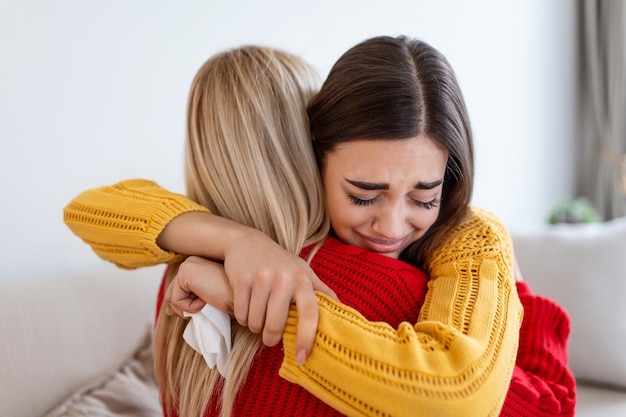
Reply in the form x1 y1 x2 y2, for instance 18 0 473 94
371 201 408 240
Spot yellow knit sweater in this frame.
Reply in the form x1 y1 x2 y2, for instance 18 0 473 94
64 179 522 417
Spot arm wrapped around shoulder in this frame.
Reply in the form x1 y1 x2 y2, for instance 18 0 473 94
280 207 523 417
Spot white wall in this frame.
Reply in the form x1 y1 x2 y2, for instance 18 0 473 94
0 0 578 282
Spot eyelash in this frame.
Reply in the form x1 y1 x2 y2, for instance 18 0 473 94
347 195 440 210
348 195 379 206
413 198 440 210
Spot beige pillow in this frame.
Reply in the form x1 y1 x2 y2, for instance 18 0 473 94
512 216 626 388
44 329 161 417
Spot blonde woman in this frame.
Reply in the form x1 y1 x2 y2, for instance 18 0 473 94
152 46 334 417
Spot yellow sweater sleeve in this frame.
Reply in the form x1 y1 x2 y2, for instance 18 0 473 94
280 207 523 417
63 179 210 269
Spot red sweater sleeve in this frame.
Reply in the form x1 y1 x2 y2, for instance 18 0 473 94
500 281 576 416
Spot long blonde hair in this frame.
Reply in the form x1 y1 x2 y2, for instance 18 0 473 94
153 46 329 417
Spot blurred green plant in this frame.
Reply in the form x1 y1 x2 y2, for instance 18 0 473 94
548 197 602 224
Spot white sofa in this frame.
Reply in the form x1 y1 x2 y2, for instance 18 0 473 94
512 215 626 416
2 217 626 417
0 265 164 417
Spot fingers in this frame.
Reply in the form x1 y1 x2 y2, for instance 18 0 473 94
292 287 319 365
232 268 321 359
290 273 333 364
256 271 321 363
163 269 199 318
233 280 252 327
221 245 326 364
232 268 278 333
163 256 235 318
246 281 269 335
170 295 206 317
261 288 292 347
241 271 289 346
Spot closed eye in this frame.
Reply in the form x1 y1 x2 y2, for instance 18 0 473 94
348 194 380 206
412 198 440 210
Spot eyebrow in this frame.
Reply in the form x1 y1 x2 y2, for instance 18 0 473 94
345 178 444 191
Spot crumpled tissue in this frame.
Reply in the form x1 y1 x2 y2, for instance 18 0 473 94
183 304 232 377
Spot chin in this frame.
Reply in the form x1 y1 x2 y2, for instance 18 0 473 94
380 251 401 259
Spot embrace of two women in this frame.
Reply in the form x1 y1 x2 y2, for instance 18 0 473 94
64 35 576 416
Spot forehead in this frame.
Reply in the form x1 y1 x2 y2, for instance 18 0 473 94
325 135 448 180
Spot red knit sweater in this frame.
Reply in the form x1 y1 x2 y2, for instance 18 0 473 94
156 237 576 416
501 281 576 416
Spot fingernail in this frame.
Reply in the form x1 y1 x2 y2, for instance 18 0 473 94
296 349 307 366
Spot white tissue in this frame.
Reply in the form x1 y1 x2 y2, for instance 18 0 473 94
183 304 232 377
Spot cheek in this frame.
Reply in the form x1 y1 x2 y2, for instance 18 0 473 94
422 208 441 230
327 197 360 232
323 176 358 232
409 207 441 234
325 190 368 235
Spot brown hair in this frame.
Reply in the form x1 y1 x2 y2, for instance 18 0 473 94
308 35 474 271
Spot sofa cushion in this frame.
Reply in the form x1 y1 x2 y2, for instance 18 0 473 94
0 265 162 417
511 216 626 389
44 329 161 417
576 384 626 416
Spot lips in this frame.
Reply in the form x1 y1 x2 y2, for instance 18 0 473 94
357 233 408 254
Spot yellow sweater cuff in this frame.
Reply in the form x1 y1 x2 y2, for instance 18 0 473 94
64 179 210 269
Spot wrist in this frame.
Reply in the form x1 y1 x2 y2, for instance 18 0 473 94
157 210 269 261
157 211 235 259
221 221 269 258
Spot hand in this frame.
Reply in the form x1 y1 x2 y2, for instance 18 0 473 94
165 256 234 318
223 230 338 364
157 210 337 363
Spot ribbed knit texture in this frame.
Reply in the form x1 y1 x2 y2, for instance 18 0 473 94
64 179 576 416
280 207 523 417
63 179 208 268
153 275 576 417
155 237 429 416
